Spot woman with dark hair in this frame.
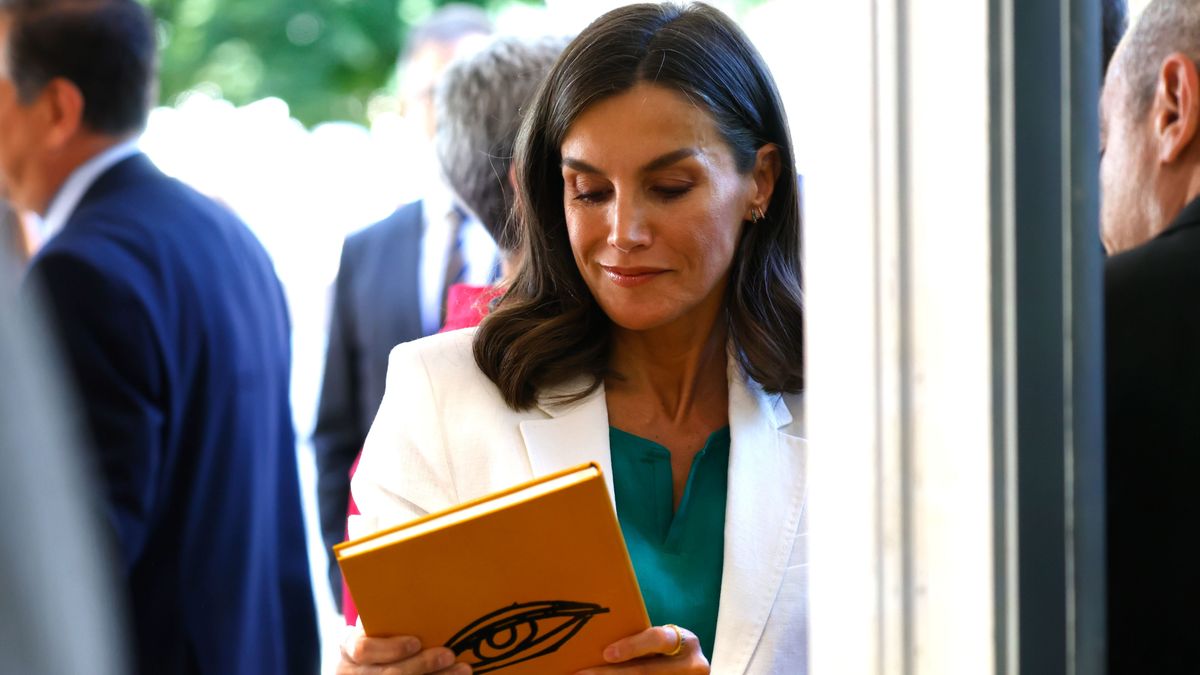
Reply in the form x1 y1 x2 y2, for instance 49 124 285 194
340 3 806 674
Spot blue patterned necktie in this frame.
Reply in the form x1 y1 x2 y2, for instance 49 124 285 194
440 206 467 324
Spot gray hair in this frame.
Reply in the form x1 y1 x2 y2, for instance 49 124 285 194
1117 0 1200 118
434 36 568 251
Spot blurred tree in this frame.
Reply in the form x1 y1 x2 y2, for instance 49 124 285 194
145 0 511 127
145 0 768 127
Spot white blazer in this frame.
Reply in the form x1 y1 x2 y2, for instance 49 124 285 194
350 329 808 675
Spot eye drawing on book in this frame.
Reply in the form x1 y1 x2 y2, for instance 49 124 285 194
444 600 612 673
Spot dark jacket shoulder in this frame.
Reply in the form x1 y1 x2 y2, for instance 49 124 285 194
342 200 424 263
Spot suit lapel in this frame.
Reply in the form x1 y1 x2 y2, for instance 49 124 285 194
389 201 425 340
518 379 616 506
711 367 807 673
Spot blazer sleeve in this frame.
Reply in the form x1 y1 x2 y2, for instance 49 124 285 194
26 250 165 570
349 340 461 540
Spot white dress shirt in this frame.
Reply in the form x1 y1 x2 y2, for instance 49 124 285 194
417 187 497 335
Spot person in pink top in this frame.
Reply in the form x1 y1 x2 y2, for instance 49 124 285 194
342 35 568 624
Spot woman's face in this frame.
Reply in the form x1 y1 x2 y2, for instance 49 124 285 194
559 83 765 334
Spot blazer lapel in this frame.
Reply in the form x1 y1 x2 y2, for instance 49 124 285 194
518 379 616 506
711 367 807 673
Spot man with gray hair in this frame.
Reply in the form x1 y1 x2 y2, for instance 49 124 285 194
339 36 566 624
314 4 494 610
1100 1 1200 670
433 35 568 328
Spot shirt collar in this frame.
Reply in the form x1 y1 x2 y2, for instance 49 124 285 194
422 184 458 233
39 138 141 242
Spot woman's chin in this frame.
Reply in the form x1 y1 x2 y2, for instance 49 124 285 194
602 311 665 333
601 308 686 334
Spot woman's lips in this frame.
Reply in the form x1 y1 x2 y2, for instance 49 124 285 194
601 265 667 287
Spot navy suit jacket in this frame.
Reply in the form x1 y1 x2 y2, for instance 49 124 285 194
27 153 318 674
313 200 426 603
1105 196 1200 674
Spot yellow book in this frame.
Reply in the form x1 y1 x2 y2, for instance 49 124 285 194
336 463 651 674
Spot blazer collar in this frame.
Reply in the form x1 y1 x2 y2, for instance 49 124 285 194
518 364 806 671
1160 195 1200 240
41 142 141 241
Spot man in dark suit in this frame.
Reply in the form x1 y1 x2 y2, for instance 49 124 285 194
1100 1 1200 671
313 4 494 609
0 1 318 672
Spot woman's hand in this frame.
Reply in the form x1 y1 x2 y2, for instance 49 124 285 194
575 624 710 674
337 625 471 675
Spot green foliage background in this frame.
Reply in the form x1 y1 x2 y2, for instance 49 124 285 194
146 0 503 126
145 0 768 127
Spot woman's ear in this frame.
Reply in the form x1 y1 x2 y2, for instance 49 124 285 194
749 144 782 215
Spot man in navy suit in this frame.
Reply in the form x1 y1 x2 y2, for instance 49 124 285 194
0 1 318 672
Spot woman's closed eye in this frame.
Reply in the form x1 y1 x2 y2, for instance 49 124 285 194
652 183 693 200
573 188 612 205
567 178 694 205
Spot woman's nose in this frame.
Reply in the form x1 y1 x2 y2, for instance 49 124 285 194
607 191 651 252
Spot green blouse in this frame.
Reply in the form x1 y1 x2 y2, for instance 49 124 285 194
608 425 730 659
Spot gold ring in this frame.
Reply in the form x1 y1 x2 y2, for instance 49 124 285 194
663 624 684 657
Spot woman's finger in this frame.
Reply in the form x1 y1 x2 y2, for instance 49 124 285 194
601 625 695 663
381 647 460 675
340 628 420 665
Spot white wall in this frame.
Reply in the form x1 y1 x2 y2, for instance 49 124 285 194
802 0 997 672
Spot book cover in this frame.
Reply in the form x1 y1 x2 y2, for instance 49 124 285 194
336 463 651 674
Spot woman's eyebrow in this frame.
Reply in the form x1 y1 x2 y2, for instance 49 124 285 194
641 148 697 172
561 157 603 173
560 148 698 175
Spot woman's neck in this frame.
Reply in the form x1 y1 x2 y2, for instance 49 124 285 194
607 315 729 426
